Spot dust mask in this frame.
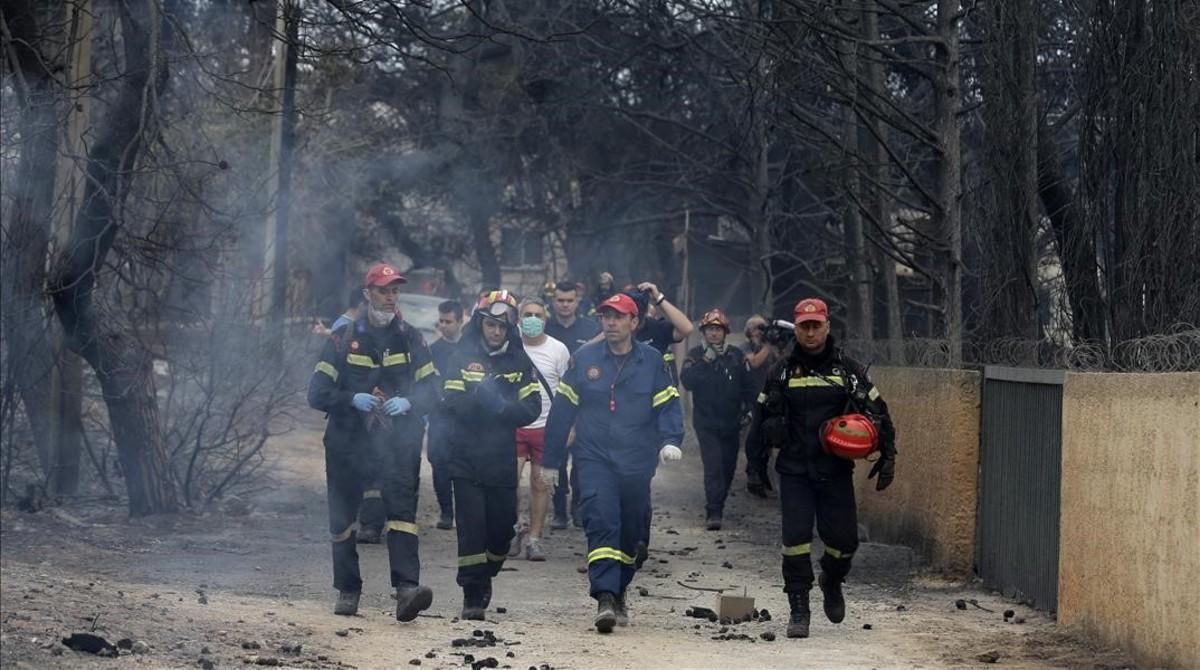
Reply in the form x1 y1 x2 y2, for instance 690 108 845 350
367 304 394 326
520 316 546 338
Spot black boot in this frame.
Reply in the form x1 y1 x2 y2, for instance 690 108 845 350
614 590 629 627
786 591 811 638
356 526 382 544
394 584 433 622
594 592 618 634
818 573 845 623
746 470 768 498
461 586 486 621
334 591 360 616
436 511 453 530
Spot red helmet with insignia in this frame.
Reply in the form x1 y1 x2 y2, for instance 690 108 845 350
698 308 731 332
819 413 879 460
478 289 518 323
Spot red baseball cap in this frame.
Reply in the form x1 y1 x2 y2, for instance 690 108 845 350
363 263 406 288
597 292 639 317
793 298 828 324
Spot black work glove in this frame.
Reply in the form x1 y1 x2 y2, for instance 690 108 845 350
868 454 895 491
761 416 788 448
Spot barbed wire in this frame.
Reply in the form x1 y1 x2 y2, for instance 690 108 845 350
842 325 1200 373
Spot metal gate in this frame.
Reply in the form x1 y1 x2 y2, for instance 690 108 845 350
977 366 1064 612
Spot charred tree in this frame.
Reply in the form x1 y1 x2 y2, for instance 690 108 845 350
48 0 178 516
1037 120 1105 343
1 0 63 483
933 0 964 363
977 0 1040 343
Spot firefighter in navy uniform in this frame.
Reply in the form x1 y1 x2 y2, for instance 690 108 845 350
542 292 685 634
307 263 441 621
750 298 896 639
440 290 542 620
679 308 759 530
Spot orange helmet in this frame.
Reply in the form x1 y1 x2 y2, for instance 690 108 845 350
819 414 879 460
699 308 731 331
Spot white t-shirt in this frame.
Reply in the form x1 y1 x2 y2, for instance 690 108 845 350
523 335 571 429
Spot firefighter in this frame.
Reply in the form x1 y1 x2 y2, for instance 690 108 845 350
427 300 466 530
542 292 685 634
441 290 542 620
306 263 440 621
749 297 896 639
544 280 602 529
680 308 759 530
311 287 388 544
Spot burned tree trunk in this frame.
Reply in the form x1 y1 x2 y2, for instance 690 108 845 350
839 3 871 340
978 0 1040 344
1037 122 1106 343
1 0 62 481
933 0 963 364
861 1 902 360
48 1 178 515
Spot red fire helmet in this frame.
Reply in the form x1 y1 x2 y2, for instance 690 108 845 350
819 414 880 460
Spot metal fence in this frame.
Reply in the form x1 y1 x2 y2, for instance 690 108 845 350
976 366 1064 612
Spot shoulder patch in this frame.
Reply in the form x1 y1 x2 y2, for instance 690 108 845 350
350 340 360 351
466 361 485 373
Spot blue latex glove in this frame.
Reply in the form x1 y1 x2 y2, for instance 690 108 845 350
475 377 507 415
383 396 412 416
352 393 380 413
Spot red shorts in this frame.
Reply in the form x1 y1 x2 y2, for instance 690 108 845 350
515 427 545 465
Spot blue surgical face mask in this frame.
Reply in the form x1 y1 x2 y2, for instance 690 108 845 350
520 316 546 338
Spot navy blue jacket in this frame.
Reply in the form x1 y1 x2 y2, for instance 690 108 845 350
440 313 542 486
750 337 895 478
680 344 758 432
544 340 685 477
545 315 601 354
427 337 461 445
307 316 439 448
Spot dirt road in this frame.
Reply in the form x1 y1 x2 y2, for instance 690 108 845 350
1 417 1132 669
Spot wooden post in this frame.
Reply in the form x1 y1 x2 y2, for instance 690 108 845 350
680 210 693 423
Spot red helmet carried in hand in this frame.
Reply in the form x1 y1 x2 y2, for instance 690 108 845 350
819 414 880 460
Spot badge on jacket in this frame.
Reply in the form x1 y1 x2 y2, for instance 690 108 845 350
586 365 602 381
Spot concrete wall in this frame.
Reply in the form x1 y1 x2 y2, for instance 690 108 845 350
1058 372 1200 670
853 367 981 575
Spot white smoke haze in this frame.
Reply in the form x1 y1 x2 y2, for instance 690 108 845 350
2 0 1197 518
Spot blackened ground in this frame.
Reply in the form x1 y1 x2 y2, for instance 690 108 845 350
1 415 1133 669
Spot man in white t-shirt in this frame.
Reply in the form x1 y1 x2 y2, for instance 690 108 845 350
513 296 571 561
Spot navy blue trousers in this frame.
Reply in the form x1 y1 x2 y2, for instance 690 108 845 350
575 457 653 598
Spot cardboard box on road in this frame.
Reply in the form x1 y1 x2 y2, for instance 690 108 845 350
716 593 755 620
